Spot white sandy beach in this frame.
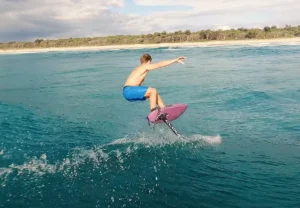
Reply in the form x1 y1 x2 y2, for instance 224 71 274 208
1 37 300 54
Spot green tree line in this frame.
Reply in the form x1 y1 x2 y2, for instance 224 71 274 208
1 25 300 50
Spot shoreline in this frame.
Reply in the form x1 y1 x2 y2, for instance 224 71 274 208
1 37 300 54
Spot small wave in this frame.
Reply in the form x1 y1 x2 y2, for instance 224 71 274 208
107 49 121 51
284 42 300 46
228 42 300 48
0 50 50 55
0 149 112 186
248 43 272 47
110 134 222 147
7 154 56 175
111 132 222 147
162 47 190 51
0 144 130 183
182 41 300 49
0 131 221 186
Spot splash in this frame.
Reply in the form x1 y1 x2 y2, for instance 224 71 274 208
0 131 221 186
0 148 114 185
111 130 222 147
0 168 12 187
184 134 222 144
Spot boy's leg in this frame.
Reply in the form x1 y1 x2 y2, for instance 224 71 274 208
144 87 165 110
157 94 165 108
144 87 157 110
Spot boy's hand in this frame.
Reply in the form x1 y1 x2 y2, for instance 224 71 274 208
176 56 186 64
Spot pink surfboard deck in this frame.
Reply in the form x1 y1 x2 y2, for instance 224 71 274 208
147 104 188 124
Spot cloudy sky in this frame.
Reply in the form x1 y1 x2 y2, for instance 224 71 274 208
1 0 299 42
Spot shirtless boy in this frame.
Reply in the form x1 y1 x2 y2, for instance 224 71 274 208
123 53 186 112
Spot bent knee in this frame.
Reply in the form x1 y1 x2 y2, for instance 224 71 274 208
149 87 157 95
144 87 157 98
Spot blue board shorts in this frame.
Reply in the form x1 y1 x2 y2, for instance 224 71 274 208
123 86 148 102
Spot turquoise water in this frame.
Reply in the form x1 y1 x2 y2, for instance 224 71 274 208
1 43 300 207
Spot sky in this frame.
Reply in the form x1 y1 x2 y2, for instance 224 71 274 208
0 0 299 42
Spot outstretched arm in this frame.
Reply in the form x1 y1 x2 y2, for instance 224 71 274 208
146 56 186 71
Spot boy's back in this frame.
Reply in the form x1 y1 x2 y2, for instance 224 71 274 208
124 65 149 86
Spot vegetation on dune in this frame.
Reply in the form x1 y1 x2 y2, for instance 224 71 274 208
1 25 300 50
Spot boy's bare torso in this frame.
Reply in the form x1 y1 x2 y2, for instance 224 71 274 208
124 65 148 86
124 56 186 87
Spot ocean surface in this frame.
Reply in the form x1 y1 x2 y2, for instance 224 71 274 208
1 42 300 208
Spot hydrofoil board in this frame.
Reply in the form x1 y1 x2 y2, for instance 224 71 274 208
147 104 188 136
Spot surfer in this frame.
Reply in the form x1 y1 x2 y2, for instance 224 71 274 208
123 53 186 112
